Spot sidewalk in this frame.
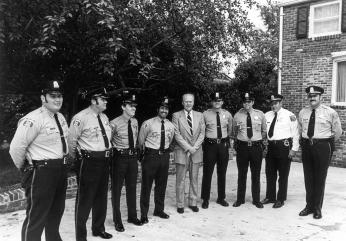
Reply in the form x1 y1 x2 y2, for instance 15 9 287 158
1 159 346 241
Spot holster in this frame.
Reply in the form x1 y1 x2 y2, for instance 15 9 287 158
20 161 34 189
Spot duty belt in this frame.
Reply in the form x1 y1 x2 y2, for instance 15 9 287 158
145 147 169 155
81 149 112 158
114 148 137 156
32 156 68 167
269 138 292 147
238 140 262 147
302 138 331 146
205 137 228 144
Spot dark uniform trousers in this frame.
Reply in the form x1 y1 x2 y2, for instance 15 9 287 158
110 152 138 224
301 139 332 211
140 151 170 217
265 140 292 202
75 152 109 241
201 141 229 201
21 159 67 241
235 142 262 203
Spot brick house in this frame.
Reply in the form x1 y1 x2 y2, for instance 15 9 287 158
278 0 346 166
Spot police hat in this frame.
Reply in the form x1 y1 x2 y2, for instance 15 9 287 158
269 94 284 102
210 92 223 101
305 85 324 95
89 88 109 99
242 92 255 102
158 96 170 108
122 90 137 106
41 80 62 94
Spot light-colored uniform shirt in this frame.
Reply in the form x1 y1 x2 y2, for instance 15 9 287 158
233 108 267 141
203 109 233 139
138 117 175 149
265 108 299 151
68 107 112 158
110 115 138 149
9 106 68 169
298 104 342 140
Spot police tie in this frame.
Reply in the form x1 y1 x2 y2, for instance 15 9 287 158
160 120 165 151
128 119 134 150
187 111 193 135
247 112 253 138
307 109 315 138
216 112 222 138
54 113 67 154
268 112 277 138
97 114 110 149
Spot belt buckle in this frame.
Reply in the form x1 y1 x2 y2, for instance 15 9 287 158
284 139 290 147
216 139 221 144
63 156 67 165
128 149 133 155
159 150 163 155
105 150 110 158
247 141 252 147
309 138 314 146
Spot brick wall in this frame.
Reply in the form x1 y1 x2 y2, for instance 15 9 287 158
281 2 346 166
0 153 177 213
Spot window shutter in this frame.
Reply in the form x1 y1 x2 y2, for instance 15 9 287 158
296 6 309 39
342 0 346 32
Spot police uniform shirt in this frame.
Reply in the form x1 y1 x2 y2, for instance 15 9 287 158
265 108 299 151
9 106 68 169
298 104 342 140
68 107 112 157
138 117 175 149
110 115 138 149
203 109 233 139
233 108 267 141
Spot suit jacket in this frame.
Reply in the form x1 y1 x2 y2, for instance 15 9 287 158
172 110 205 164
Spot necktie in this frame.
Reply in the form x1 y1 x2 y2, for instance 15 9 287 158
54 114 67 154
268 112 277 138
187 112 193 135
160 120 165 151
97 114 110 149
216 112 222 138
128 119 134 150
307 109 315 138
247 112 253 138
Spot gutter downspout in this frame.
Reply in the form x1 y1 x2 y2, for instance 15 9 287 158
278 6 284 94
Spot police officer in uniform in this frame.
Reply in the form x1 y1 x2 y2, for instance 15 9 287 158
138 97 175 224
9 80 68 241
262 94 299 208
298 86 342 219
68 88 112 240
232 93 267 208
201 92 233 209
109 91 142 232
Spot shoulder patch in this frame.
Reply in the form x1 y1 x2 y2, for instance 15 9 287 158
73 119 81 126
290 115 296 122
22 119 34 127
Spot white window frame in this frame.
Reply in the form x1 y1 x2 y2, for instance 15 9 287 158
331 51 346 106
309 0 342 38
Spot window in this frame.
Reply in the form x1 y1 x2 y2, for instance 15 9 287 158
332 51 346 105
309 0 342 38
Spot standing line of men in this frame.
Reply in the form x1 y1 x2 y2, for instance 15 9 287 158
9 82 343 241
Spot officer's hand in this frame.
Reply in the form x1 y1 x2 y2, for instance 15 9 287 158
189 147 197 154
288 150 296 159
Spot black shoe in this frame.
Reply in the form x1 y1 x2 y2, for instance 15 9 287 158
114 223 125 232
299 207 314 216
232 200 244 207
153 211 170 219
216 199 229 207
188 206 199 212
253 201 264 208
261 198 276 205
177 207 184 214
313 209 322 219
273 201 284 208
128 218 143 226
92 230 113 239
201 200 209 209
140 216 149 224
